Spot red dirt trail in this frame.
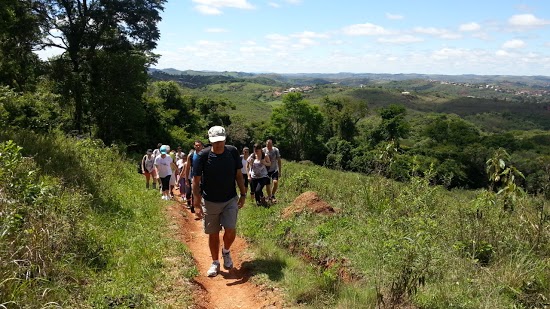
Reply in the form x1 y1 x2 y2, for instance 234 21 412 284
165 189 285 309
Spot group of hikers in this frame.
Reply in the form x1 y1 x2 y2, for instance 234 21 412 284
140 133 282 208
139 126 282 277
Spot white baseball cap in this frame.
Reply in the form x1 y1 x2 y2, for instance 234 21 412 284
208 126 226 143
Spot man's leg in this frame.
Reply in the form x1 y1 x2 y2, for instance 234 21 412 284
223 228 236 251
207 232 221 276
270 171 280 201
266 172 273 197
209 232 221 261
272 179 279 196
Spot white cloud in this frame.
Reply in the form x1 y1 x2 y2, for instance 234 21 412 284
377 35 424 44
502 39 526 49
265 33 289 42
440 33 462 40
413 26 447 35
342 23 392 36
431 48 469 60
459 22 481 32
285 0 302 4
386 13 404 20
472 32 491 40
205 28 229 33
290 31 330 39
193 0 254 15
413 27 460 39
268 2 280 8
297 38 317 46
195 5 222 15
508 14 550 27
496 50 512 57
240 46 271 53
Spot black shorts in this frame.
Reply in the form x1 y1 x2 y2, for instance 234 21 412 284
160 175 171 191
243 174 249 190
267 170 279 181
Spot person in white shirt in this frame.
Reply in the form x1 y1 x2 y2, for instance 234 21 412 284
240 147 251 200
154 145 175 200
141 149 157 189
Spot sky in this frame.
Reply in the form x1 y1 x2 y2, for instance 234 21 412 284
152 0 550 75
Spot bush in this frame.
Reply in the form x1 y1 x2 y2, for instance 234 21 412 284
0 140 89 305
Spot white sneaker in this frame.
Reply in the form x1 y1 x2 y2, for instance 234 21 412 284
222 249 233 270
207 261 220 277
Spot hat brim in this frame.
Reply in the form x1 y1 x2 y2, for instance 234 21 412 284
160 150 167 154
209 136 226 143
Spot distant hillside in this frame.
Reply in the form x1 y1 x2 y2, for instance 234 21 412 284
148 68 550 87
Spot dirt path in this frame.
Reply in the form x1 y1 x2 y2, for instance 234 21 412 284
166 190 285 309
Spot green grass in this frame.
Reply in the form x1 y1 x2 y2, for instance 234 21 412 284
238 161 550 308
0 131 197 308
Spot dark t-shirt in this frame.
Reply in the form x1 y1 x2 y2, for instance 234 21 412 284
192 145 242 202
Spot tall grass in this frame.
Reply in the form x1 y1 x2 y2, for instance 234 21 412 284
239 161 550 308
0 131 196 308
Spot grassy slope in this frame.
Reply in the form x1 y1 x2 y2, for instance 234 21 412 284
185 81 283 122
0 131 196 308
239 161 550 308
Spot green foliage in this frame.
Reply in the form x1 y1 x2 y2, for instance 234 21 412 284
1 139 90 305
269 92 327 163
0 131 195 308
35 0 166 135
0 0 42 91
0 85 67 132
240 160 550 308
89 51 150 146
486 148 525 210
321 96 367 140
369 104 410 147
424 114 481 146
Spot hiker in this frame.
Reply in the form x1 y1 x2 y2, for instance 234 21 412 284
183 140 204 212
240 147 252 200
141 149 157 189
152 142 162 190
168 146 177 199
154 145 174 200
192 126 247 277
176 153 187 199
248 143 271 206
263 139 282 203
175 146 186 161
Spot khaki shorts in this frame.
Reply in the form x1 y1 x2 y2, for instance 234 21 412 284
202 196 239 234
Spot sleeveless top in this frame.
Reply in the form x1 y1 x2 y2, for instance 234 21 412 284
143 154 155 172
248 155 268 179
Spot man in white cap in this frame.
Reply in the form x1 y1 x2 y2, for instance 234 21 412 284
192 125 247 277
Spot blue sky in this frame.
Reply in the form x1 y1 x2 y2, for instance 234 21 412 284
152 0 550 75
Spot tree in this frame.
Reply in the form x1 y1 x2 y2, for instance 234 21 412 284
0 0 43 91
424 115 480 146
33 0 166 133
270 92 326 162
321 96 367 141
370 104 410 147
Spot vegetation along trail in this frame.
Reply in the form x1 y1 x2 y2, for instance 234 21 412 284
166 189 284 309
